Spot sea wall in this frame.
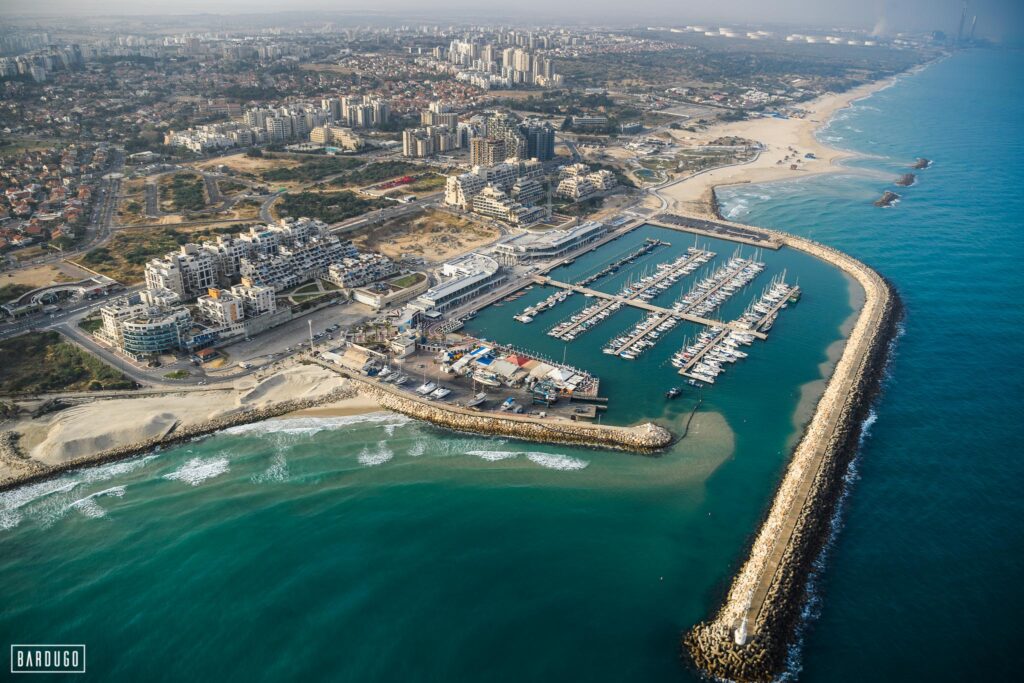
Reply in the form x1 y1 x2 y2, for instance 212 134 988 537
682 214 903 682
345 374 672 453
0 386 358 492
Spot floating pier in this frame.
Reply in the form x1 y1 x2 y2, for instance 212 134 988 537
534 276 767 340
603 312 679 359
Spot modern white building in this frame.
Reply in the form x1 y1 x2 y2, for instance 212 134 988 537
494 220 606 265
411 253 505 313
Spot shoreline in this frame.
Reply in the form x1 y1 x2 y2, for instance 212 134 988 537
666 73 910 682
650 74 902 216
676 214 901 678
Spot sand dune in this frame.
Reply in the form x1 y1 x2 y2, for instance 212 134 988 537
5 365 362 470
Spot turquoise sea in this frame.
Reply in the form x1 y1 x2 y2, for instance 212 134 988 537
1 49 1021 681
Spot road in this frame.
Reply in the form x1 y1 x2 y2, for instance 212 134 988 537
144 177 160 217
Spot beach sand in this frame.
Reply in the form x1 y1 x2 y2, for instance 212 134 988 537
649 79 893 215
1 365 373 478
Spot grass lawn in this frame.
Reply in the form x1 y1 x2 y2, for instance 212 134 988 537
0 331 135 393
163 369 191 379
389 272 426 288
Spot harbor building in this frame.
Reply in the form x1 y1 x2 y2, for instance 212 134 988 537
411 253 505 313
494 220 606 265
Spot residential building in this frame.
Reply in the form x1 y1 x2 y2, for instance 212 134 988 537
470 185 546 226
323 253 399 289
470 137 505 167
521 120 556 161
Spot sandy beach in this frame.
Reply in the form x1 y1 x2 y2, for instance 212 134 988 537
648 79 895 215
0 364 380 482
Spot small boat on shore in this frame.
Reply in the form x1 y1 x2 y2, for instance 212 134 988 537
467 392 488 408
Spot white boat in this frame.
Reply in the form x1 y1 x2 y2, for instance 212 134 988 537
416 381 437 395
473 371 502 387
430 386 452 400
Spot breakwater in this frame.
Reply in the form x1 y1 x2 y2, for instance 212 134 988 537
335 369 672 453
678 210 903 682
0 386 359 493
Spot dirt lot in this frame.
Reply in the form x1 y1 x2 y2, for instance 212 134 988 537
353 209 501 264
196 153 300 175
0 262 93 288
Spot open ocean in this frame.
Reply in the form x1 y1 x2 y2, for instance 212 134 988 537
1 49 1021 681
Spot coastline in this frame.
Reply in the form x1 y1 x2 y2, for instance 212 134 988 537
649 76 900 216
666 70 910 678
0 364 364 491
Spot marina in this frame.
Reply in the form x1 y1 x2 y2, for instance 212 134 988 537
673 251 766 317
603 312 680 360
459 222 826 424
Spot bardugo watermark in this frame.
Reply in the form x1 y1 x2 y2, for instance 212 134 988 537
10 645 86 674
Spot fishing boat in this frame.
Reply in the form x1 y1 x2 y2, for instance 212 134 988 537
687 379 703 388
666 387 682 399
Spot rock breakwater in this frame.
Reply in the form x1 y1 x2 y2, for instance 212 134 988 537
348 375 672 453
682 211 903 682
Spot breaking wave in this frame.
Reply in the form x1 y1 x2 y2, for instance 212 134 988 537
357 444 394 467
164 457 230 486
467 449 519 462
525 453 589 471
69 486 126 519
224 413 408 437
252 453 289 483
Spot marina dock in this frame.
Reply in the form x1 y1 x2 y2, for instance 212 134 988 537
649 213 783 249
534 275 767 339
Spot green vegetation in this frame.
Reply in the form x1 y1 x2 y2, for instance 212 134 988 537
277 191 389 224
163 369 191 379
81 228 189 282
389 272 426 289
217 179 249 195
0 283 34 304
261 156 365 183
162 172 206 212
330 161 422 188
291 282 321 296
405 175 447 193
0 332 135 393
77 316 104 334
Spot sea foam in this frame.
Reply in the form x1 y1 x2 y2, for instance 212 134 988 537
224 413 409 437
164 457 230 486
357 444 394 467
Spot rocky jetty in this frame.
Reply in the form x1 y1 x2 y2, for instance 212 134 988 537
0 386 359 492
350 376 672 453
874 190 900 207
895 173 916 187
912 157 932 169
685 207 904 681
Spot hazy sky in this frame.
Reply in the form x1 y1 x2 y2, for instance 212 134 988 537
1 0 1021 41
